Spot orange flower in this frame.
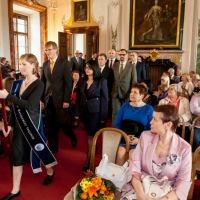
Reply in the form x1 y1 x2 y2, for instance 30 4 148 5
87 185 99 198
104 190 115 197
80 192 88 199
100 184 107 191
92 177 102 187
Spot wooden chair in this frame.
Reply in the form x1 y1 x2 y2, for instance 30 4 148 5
89 127 130 172
0 105 12 176
64 128 130 200
178 115 186 139
188 116 200 200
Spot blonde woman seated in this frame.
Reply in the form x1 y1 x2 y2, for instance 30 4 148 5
114 83 153 166
190 71 200 87
159 84 191 142
177 73 194 99
157 75 170 101
121 105 192 200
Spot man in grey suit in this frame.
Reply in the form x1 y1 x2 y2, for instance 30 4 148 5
112 49 137 125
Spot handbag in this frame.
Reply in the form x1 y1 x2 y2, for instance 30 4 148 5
95 154 129 191
142 175 172 198
120 175 172 200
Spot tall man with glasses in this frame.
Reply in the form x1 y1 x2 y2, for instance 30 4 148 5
41 41 77 153
112 49 137 125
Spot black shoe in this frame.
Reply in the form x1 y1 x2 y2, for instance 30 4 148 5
82 165 90 172
71 136 77 147
42 171 55 186
72 120 79 128
1 191 21 200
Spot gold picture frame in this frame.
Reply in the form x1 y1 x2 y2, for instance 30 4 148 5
73 0 89 22
129 0 185 50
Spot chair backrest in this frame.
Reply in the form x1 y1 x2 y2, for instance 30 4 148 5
190 116 200 146
178 115 185 139
187 116 200 200
89 127 130 172
188 146 200 200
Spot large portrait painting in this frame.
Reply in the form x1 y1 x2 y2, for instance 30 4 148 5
74 0 88 22
129 0 185 49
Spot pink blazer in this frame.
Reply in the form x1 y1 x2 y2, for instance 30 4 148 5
123 131 192 200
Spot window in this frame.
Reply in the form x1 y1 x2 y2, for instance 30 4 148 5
13 14 28 69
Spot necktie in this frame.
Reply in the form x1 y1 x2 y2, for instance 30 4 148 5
120 63 123 74
110 59 113 68
50 60 54 74
77 57 80 64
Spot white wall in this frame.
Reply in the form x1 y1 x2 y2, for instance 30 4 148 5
29 12 41 65
0 0 10 61
0 0 199 72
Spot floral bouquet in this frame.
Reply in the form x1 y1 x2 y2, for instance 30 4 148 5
74 171 116 200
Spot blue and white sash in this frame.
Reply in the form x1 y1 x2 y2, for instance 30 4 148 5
11 80 57 173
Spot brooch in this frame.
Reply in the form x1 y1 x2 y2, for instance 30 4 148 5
167 154 180 166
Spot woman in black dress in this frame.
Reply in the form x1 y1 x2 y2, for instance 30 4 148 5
75 60 108 171
0 54 57 200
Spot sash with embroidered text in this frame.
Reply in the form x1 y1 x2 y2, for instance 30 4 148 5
11 79 57 173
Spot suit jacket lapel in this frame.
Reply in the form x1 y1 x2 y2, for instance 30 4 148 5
51 57 60 80
115 63 120 79
145 134 159 175
46 60 52 80
87 80 97 96
120 62 130 79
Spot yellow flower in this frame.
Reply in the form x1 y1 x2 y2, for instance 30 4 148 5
77 175 116 200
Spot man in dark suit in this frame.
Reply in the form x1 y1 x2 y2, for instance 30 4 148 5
129 52 146 83
41 41 77 153
79 52 85 68
90 52 98 62
106 49 119 68
168 68 180 84
71 50 84 75
98 53 114 118
0 57 9 79
112 49 137 125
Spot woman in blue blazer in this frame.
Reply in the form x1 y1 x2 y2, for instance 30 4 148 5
75 60 108 171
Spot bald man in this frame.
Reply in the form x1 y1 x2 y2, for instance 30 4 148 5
106 49 119 68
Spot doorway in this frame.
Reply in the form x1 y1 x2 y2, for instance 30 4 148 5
59 26 99 61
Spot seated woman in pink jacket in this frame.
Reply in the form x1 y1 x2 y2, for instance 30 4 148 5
121 105 192 200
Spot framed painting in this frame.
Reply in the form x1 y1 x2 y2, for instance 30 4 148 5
73 0 89 22
129 0 185 50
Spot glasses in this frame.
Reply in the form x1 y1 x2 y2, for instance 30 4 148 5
119 54 126 56
44 48 53 52
85 66 92 70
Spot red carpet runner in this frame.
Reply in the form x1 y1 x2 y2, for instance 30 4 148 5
0 121 199 199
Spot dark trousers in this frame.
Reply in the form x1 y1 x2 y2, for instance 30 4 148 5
45 97 75 152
